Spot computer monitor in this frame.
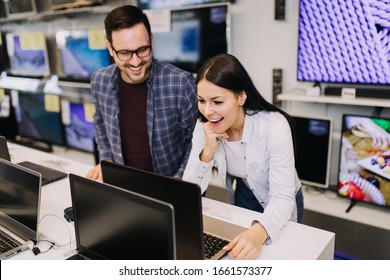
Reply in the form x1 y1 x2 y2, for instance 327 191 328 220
152 3 230 73
5 32 50 77
3 0 36 19
337 114 390 210
292 114 333 189
61 99 95 152
56 29 111 82
13 91 65 146
50 0 104 10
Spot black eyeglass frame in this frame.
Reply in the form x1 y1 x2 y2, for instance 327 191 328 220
111 45 152 61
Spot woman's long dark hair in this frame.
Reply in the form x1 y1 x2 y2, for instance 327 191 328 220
196 53 296 153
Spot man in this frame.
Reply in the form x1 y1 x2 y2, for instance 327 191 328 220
87 5 197 180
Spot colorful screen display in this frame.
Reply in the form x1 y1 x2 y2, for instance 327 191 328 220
338 114 390 209
56 29 111 81
5 32 50 77
297 0 390 85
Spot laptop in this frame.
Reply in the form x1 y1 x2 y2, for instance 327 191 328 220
0 158 42 260
0 135 68 186
100 160 247 260
67 174 176 260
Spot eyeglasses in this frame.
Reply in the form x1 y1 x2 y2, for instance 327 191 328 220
111 45 151 61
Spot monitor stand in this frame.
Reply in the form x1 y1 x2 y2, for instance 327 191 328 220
345 199 357 213
13 137 53 153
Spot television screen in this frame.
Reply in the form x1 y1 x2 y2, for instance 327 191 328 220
5 32 50 77
297 0 390 85
292 115 333 189
4 0 36 19
0 32 8 72
338 114 390 209
138 0 234 9
61 99 95 152
152 3 230 73
13 91 65 146
50 0 104 10
56 29 111 81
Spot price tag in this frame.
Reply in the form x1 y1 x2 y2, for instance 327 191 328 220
44 94 60 113
341 88 356 99
84 103 95 123
61 99 70 125
20 33 46 50
88 29 106 50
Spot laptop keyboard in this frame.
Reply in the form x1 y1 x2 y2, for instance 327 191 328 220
203 232 229 260
0 230 22 253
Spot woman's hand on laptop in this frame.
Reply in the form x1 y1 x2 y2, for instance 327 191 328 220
86 164 103 181
223 222 268 260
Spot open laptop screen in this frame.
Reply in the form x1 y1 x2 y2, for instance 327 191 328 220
101 160 204 260
0 158 41 240
69 174 176 260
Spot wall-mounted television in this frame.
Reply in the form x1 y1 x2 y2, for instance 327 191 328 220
61 99 95 153
5 32 50 77
297 0 390 85
50 0 104 10
138 0 235 9
3 0 36 19
292 114 333 189
56 29 111 82
338 114 390 210
13 91 65 146
152 3 230 73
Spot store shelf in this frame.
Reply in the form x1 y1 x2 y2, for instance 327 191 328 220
278 93 390 108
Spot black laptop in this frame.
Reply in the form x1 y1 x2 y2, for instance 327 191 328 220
67 174 176 260
0 158 41 259
0 135 68 186
100 160 247 260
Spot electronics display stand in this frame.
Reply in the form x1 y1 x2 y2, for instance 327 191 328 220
13 136 53 153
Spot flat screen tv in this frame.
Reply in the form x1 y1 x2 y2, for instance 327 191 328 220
61 99 95 152
338 114 390 210
3 0 36 19
13 91 65 146
50 0 104 10
56 29 111 82
138 0 235 9
292 114 333 189
152 3 230 73
297 0 390 85
5 32 50 77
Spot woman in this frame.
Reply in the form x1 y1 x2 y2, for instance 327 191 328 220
183 54 303 260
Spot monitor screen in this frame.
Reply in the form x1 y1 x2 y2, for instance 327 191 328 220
0 158 41 239
292 114 333 189
5 32 50 77
297 0 390 85
139 0 234 9
0 32 8 72
56 29 111 81
4 0 36 19
338 114 390 209
152 3 230 73
61 100 95 152
50 0 104 10
13 91 65 146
